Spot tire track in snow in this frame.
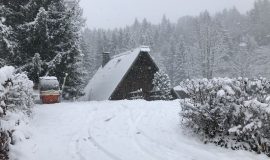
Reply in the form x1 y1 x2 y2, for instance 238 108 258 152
87 128 122 160
68 135 87 160
123 104 181 160
86 104 161 160
67 107 92 160
141 109 183 159
121 104 164 160
87 107 123 160
135 124 180 159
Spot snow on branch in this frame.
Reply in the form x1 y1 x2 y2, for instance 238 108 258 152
180 77 270 156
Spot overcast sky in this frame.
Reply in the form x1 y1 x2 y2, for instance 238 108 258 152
80 0 256 29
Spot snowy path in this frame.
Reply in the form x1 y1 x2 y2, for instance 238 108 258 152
12 100 268 160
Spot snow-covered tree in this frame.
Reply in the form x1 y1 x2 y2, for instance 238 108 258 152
0 0 85 99
32 7 50 59
28 53 43 86
57 0 85 99
80 34 98 86
152 71 173 100
249 0 270 45
195 11 229 79
0 19 16 65
80 1 270 81
230 35 258 77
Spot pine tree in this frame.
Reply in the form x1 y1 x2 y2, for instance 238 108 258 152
70 3 270 83
152 71 172 100
46 0 85 99
32 7 50 60
6 0 86 99
28 53 43 86
174 38 188 83
249 0 270 45
0 20 16 65
81 34 98 86
195 11 229 79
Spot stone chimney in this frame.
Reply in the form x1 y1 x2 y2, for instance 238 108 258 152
102 52 110 67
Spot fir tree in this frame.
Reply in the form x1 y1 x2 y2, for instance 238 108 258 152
0 20 16 65
28 53 43 86
152 71 173 100
1 0 86 99
45 0 85 99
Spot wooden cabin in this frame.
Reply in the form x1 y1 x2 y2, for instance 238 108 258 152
84 46 161 101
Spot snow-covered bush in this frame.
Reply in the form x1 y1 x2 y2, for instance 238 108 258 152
0 66 14 159
0 66 14 115
152 71 173 100
180 77 270 156
0 66 34 159
5 73 34 115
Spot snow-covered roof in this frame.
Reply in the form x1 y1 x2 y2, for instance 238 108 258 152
173 86 189 95
39 76 59 87
84 47 151 101
39 76 58 80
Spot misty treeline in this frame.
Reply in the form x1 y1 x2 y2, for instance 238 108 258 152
0 0 85 99
81 0 270 86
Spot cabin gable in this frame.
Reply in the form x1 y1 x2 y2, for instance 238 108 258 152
110 52 159 100
84 47 164 101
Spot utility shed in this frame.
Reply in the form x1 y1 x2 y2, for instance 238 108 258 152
84 47 159 101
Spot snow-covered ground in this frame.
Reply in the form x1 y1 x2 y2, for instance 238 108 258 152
11 100 268 160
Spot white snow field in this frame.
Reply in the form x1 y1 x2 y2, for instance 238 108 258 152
11 100 268 160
